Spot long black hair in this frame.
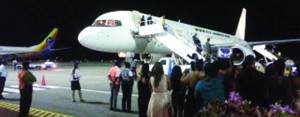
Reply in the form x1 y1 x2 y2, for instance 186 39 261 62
170 65 182 91
151 62 164 88
72 63 79 74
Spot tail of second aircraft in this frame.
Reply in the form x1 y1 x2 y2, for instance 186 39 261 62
30 28 59 52
235 8 246 40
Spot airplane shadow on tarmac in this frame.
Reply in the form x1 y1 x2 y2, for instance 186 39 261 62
82 101 109 105
111 109 139 114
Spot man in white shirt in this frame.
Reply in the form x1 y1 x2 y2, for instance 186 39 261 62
0 61 8 99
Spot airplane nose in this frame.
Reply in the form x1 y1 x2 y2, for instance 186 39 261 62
78 27 99 50
78 28 90 45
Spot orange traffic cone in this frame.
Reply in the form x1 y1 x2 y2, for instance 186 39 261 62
41 75 46 86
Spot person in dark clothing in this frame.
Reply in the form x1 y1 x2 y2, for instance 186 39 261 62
236 55 267 107
265 59 293 106
182 59 204 117
140 15 145 26
192 33 202 54
147 15 153 25
265 62 275 78
118 62 134 113
137 63 151 117
18 62 36 117
187 53 199 62
220 58 238 99
170 65 185 117
223 65 240 99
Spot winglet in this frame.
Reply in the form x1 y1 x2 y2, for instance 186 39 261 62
235 8 246 40
32 28 59 52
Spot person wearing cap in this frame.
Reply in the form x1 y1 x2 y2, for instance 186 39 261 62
0 60 8 99
18 61 36 117
70 62 84 102
108 61 122 110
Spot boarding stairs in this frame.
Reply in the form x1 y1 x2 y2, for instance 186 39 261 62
139 22 205 63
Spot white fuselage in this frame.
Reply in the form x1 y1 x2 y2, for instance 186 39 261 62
78 11 254 57
0 46 36 55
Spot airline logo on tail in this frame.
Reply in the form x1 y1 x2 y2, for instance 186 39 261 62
33 28 58 52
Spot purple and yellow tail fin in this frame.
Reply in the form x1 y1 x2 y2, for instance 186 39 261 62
32 28 59 52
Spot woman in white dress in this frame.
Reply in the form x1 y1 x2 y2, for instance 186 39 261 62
147 62 172 117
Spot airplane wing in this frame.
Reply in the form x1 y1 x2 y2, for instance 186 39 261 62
48 47 71 51
247 38 300 45
211 38 300 48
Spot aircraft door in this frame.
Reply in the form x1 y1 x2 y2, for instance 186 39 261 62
130 10 140 33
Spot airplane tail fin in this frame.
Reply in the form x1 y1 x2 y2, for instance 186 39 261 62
235 8 246 40
31 28 59 52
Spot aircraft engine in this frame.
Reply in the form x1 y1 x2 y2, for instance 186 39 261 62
231 44 255 65
139 53 166 63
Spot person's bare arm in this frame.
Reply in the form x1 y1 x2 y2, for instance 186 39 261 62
166 76 171 91
181 72 191 86
149 78 153 93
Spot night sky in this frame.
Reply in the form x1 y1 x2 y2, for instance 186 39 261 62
1 0 300 61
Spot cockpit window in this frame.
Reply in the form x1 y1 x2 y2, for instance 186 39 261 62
92 19 122 27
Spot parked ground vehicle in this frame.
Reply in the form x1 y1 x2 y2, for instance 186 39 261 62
149 57 190 75
16 61 57 70
16 63 42 70
41 61 57 70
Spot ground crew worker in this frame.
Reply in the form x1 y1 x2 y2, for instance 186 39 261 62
108 61 122 111
18 61 36 117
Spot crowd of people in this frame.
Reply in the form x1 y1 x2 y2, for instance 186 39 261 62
1 55 300 117
108 55 300 117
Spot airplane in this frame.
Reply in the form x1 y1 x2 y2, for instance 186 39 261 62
78 9 300 65
0 28 61 60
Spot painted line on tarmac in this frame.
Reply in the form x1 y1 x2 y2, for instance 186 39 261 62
6 81 138 97
57 86 139 97
6 81 60 89
0 101 74 117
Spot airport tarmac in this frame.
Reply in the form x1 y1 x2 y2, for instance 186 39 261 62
0 62 140 117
